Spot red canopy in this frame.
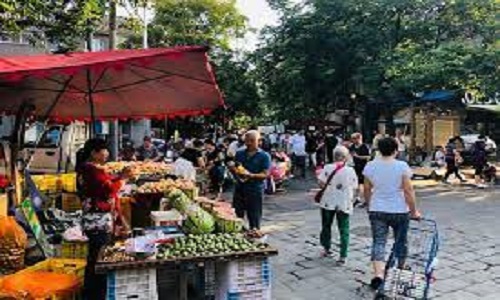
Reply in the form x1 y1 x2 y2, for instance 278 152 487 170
0 46 224 121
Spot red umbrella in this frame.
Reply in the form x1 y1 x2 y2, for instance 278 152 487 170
0 46 224 122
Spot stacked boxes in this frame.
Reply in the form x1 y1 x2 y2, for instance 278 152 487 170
106 268 158 300
216 258 271 300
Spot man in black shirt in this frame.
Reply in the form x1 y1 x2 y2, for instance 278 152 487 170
349 133 371 206
182 140 205 168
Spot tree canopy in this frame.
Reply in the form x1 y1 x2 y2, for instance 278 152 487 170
254 0 499 122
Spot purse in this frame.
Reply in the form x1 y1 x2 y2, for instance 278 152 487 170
314 163 345 203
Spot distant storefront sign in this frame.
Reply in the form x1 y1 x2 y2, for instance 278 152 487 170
462 92 500 105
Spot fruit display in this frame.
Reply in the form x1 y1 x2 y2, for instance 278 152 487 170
105 161 174 177
183 205 215 234
100 242 136 263
136 178 196 194
156 233 267 259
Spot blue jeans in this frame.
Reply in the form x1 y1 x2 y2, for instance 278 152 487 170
369 212 409 262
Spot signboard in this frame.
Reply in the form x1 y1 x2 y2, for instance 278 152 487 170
21 199 53 257
462 92 500 105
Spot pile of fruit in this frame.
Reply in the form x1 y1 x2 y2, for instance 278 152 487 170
156 234 267 259
105 162 173 176
183 205 215 234
136 179 196 194
100 242 136 263
194 198 243 233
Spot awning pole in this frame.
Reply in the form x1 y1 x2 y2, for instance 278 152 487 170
86 69 97 137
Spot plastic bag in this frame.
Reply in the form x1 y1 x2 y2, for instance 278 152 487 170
0 217 27 274
0 271 80 299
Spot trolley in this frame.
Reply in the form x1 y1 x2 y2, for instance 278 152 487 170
376 218 440 300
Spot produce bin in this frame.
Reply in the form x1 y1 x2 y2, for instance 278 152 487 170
106 268 158 300
61 193 82 213
60 241 88 259
20 258 86 283
216 258 272 300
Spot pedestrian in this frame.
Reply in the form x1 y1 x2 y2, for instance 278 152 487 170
306 132 318 168
349 133 371 207
204 139 226 197
315 136 326 169
395 129 408 161
372 128 386 158
317 146 358 264
325 129 339 163
231 130 271 237
290 130 307 178
363 137 421 290
473 136 488 188
443 144 466 184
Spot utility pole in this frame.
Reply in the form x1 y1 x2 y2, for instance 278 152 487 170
109 0 119 160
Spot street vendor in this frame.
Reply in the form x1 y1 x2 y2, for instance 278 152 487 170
77 138 133 300
231 130 271 237
136 136 161 162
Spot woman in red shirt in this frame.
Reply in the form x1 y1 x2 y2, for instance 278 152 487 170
78 138 133 300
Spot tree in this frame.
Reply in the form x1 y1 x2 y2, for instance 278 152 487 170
254 0 498 123
0 0 106 51
122 0 247 50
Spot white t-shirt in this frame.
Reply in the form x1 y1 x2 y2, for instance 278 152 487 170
173 157 196 181
317 163 358 214
363 158 412 213
269 133 278 145
227 141 240 157
397 135 407 152
290 134 307 156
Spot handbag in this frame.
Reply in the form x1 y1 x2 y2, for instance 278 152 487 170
314 163 345 203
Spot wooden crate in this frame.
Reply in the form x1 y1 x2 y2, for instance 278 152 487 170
61 193 82 213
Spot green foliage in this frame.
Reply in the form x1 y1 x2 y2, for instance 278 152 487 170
0 0 106 50
255 0 499 122
123 0 247 50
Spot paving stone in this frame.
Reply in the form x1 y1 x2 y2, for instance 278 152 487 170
435 290 482 300
436 266 467 280
434 277 469 294
464 281 500 297
459 270 498 285
481 255 500 265
450 261 490 272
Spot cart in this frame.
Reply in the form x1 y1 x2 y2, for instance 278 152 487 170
376 218 440 300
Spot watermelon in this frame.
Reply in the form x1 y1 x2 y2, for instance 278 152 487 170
215 216 244 233
183 205 215 234
168 189 191 214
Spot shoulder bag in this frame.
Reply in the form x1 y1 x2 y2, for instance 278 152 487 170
314 163 345 203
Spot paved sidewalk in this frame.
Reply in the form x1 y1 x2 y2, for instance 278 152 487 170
261 179 500 300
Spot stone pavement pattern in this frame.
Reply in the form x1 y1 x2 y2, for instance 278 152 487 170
260 180 500 300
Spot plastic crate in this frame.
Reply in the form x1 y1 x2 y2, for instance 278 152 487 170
61 173 77 193
223 288 271 300
107 268 158 300
157 266 181 300
60 241 88 259
20 258 86 283
217 258 271 293
151 209 183 227
61 193 82 213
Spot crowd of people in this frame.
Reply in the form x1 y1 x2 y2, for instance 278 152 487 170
72 126 496 298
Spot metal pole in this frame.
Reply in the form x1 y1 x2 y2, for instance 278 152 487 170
108 0 119 159
86 70 97 137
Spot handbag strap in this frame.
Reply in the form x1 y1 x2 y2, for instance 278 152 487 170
321 163 345 191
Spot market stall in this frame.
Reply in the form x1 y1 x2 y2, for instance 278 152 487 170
0 47 278 300
95 189 278 300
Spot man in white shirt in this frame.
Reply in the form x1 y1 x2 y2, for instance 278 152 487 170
268 132 278 146
227 135 241 158
290 131 307 178
173 153 196 181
